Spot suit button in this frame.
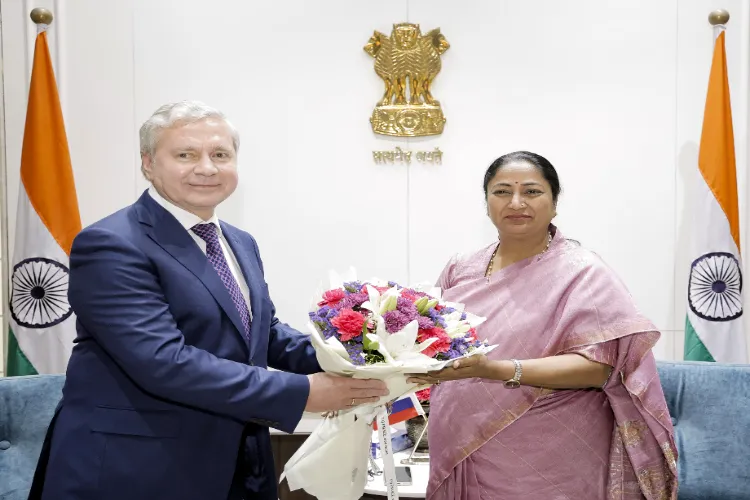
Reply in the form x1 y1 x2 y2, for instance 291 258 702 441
0 440 10 450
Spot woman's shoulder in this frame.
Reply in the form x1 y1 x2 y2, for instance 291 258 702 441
558 239 628 286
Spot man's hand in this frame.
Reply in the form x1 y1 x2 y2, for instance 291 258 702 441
305 373 389 413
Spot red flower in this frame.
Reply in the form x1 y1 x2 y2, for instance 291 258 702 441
417 327 451 358
331 309 366 342
318 289 346 307
416 388 431 402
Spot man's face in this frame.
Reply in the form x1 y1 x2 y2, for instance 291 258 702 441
142 117 238 219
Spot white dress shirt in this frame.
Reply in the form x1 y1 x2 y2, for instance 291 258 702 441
148 186 252 319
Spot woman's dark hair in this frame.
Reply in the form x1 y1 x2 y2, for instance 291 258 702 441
482 151 562 205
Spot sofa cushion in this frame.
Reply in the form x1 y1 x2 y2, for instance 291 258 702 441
657 360 750 499
0 375 64 500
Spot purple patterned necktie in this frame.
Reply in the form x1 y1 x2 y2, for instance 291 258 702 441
191 223 251 341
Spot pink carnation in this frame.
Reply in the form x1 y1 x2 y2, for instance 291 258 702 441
417 327 452 358
331 309 366 342
318 289 346 307
416 388 431 402
400 291 422 302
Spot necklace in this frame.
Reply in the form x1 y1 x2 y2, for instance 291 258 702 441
485 231 552 279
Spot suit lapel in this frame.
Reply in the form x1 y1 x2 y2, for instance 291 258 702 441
135 193 249 355
221 223 265 358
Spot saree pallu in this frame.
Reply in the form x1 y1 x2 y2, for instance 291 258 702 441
427 228 677 500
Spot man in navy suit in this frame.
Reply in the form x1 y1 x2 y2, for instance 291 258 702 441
29 101 387 500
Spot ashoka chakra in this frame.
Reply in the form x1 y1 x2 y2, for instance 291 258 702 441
688 252 743 322
10 257 72 329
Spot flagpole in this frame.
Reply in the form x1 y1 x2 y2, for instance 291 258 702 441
0 21 7 375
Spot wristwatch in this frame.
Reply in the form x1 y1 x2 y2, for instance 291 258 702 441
504 359 523 389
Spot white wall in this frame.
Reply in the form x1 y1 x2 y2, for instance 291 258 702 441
2 0 750 374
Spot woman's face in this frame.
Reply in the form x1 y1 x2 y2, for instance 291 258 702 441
485 161 556 238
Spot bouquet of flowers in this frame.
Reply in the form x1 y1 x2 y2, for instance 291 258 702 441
281 270 496 500
309 277 488 367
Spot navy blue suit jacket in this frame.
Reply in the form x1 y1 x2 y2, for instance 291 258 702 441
30 191 321 500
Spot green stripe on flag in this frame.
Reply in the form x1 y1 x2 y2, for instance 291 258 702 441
6 327 38 376
684 317 715 362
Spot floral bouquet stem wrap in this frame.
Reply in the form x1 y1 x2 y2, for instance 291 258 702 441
281 270 495 500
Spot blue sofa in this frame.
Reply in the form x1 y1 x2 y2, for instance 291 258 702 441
657 360 750 499
0 375 63 500
2 362 749 499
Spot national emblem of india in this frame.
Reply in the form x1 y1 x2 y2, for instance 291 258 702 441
364 23 450 137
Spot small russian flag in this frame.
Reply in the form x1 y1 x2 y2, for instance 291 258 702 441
373 393 425 429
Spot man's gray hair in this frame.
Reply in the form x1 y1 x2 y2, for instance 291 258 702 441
139 100 240 158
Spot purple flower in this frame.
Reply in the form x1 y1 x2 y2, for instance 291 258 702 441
309 306 342 339
343 281 363 293
396 297 418 321
345 341 366 365
442 336 484 360
315 306 332 318
426 308 447 328
335 292 368 310
383 310 411 333
417 316 434 330
436 337 470 360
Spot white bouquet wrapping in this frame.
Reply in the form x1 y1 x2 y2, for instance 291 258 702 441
280 270 496 500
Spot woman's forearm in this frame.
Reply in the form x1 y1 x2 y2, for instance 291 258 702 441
484 353 612 389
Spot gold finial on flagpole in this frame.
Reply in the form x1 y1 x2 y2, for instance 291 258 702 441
708 9 730 26
30 8 54 25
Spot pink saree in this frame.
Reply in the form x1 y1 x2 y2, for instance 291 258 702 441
427 227 677 500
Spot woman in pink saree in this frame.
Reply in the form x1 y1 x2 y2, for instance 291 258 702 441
408 151 677 499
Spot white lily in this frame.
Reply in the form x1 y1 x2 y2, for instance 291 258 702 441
364 332 397 364
360 285 401 318
441 311 468 338
381 320 441 362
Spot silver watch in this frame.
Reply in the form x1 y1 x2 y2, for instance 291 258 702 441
504 359 522 388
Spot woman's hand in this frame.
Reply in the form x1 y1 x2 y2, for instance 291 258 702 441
406 354 492 386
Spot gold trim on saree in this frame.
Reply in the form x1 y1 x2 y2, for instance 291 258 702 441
618 420 649 448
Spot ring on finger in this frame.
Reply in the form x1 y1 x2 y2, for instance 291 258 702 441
349 398 356 406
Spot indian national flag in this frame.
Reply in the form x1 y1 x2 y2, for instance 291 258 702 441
684 29 747 363
6 25 81 375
